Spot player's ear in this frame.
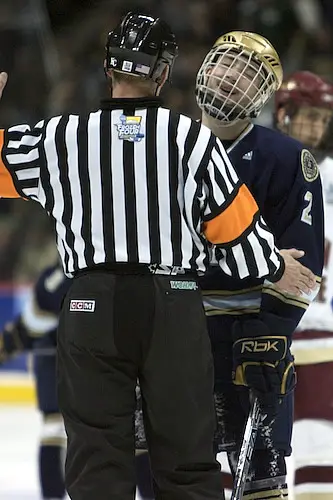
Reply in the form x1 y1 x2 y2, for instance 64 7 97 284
276 107 289 127
103 60 112 78
0 72 8 99
155 66 169 96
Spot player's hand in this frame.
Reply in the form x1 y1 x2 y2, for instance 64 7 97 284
232 317 296 425
275 248 316 296
0 321 18 364
0 72 8 99
0 333 10 364
0 317 33 364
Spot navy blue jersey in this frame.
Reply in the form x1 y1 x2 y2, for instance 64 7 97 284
199 124 324 334
34 265 71 315
21 264 71 336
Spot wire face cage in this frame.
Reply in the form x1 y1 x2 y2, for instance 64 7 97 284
196 45 278 124
196 31 283 125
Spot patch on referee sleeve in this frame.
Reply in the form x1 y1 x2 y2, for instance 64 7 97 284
69 300 95 312
115 114 144 142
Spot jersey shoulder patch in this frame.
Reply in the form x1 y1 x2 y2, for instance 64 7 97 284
301 149 319 182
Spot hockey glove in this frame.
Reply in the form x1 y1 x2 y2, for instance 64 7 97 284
232 317 296 422
0 316 33 364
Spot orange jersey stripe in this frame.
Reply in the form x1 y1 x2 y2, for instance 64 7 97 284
203 183 259 245
0 129 20 198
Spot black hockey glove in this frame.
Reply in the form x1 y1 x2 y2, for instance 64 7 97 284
0 316 33 364
232 315 296 423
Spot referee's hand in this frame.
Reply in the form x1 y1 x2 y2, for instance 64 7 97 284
0 72 8 99
275 248 317 296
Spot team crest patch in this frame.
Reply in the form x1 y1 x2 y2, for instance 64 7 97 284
115 114 144 142
301 149 319 182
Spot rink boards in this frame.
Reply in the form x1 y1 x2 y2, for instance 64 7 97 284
0 283 36 404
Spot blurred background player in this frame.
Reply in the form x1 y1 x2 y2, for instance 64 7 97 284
195 32 324 499
0 263 70 500
276 70 333 500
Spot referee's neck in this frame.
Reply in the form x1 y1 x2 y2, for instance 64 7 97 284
112 84 156 99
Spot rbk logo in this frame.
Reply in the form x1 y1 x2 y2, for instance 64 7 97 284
241 340 279 353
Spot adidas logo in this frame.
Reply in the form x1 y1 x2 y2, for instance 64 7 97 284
242 151 253 160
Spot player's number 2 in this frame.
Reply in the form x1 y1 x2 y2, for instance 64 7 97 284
301 191 313 226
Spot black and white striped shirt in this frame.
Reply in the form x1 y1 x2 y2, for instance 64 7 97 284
0 97 283 279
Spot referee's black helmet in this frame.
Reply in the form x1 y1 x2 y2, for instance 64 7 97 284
105 12 178 82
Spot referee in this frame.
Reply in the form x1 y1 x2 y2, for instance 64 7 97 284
0 12 315 500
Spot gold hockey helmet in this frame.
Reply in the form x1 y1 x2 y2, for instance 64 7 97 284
196 31 283 124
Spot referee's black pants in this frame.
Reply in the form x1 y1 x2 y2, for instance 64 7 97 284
57 269 222 500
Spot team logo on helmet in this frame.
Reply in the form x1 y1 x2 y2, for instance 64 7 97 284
115 115 144 142
301 150 319 182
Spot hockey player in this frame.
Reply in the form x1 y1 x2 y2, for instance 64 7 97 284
0 263 70 499
275 70 333 500
195 33 324 499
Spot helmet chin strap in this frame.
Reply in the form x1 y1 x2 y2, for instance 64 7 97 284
202 101 256 126
197 82 261 125
203 110 252 133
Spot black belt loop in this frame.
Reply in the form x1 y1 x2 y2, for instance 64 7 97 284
74 263 195 277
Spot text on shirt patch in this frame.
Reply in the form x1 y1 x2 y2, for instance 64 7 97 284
115 115 144 142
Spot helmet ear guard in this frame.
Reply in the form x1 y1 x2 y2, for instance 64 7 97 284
105 12 178 83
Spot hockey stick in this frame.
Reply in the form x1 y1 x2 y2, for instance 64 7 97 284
230 395 261 500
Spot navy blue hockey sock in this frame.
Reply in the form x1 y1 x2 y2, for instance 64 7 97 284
136 451 154 499
39 444 66 499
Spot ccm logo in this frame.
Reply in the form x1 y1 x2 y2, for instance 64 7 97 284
241 340 279 353
70 300 95 312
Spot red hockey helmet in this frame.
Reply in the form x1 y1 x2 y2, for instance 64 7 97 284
275 71 333 150
275 71 333 111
